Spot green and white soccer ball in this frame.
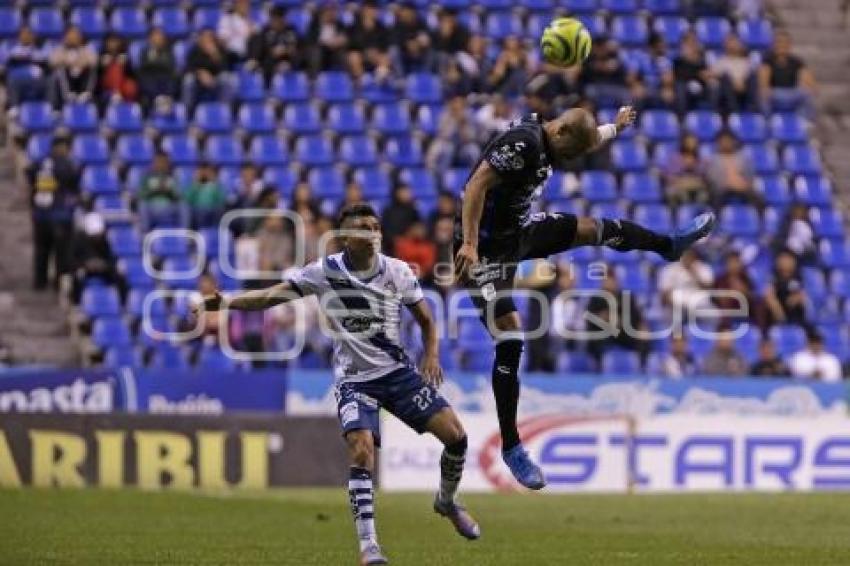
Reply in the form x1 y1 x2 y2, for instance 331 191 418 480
540 17 593 68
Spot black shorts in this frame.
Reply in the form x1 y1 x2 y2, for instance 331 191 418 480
458 212 579 322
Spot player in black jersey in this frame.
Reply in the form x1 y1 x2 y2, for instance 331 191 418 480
453 106 716 489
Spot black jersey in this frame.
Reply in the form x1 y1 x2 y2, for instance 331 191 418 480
456 114 553 243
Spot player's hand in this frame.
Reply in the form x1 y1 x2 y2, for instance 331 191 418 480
420 353 444 388
454 242 479 283
191 291 224 317
615 106 637 133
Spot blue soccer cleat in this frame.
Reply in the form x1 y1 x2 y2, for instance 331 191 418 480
662 211 717 261
502 445 546 490
359 543 388 565
433 496 481 540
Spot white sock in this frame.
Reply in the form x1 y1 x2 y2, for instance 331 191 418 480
348 467 378 552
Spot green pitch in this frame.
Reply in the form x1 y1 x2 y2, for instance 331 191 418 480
1 489 850 565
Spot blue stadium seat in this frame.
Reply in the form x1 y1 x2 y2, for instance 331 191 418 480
405 73 442 105
794 175 832 207
653 16 689 47
640 110 680 142
149 233 191 258
205 135 244 166
478 0 513 8
458 319 491 351
581 171 618 201
152 7 190 39
263 166 298 196
283 103 322 135
295 136 335 167
361 74 400 104
234 71 266 103
110 7 148 39
104 347 139 368
622 172 662 203
400 168 437 198
745 144 779 175
769 324 807 357
29 8 64 39
737 18 773 51
70 7 107 39
353 167 391 199
576 13 608 38
249 136 288 167
783 145 821 176
810 207 845 239
315 71 354 103
81 166 121 197
770 113 807 144
611 15 648 47
307 167 345 199
820 239 850 269
118 257 154 289
563 0 598 13
193 7 221 30
73 135 110 165
802 267 829 304
611 140 649 172
328 103 367 135
523 0 556 11
161 134 199 165
728 112 767 143
645 0 681 15
117 134 154 166
196 346 238 372
685 110 723 141
372 103 410 136
695 17 731 50
238 103 276 135
616 263 653 293
720 205 761 237
107 227 141 258
339 136 378 168
92 317 132 349
271 72 310 103
601 0 639 13
442 168 468 194
590 202 628 219
18 102 55 133
830 269 850 299
601 350 641 374
485 13 523 40
754 175 791 208
105 102 143 133
194 102 233 135
81 287 122 318
150 103 189 135
634 204 673 232
0 8 21 39
385 136 423 167
148 344 189 370
62 102 98 133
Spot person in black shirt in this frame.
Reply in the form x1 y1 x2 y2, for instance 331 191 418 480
758 29 817 115
454 106 716 489
750 339 791 377
137 28 177 111
585 272 649 367
763 249 808 328
246 7 300 82
393 2 433 73
673 31 716 114
432 8 470 56
346 1 392 80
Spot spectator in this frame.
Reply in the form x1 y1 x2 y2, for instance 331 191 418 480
247 7 300 81
217 0 256 64
456 35 491 93
99 33 137 107
673 31 716 114
429 190 458 230
49 26 97 108
381 185 420 253
487 37 531 97
186 29 230 107
347 1 393 81
442 58 474 98
338 182 365 218
27 138 80 290
759 30 817 116
631 32 676 110
663 133 711 205
6 26 49 109
137 28 177 112
772 203 816 265
585 271 649 366
431 216 456 294
231 163 266 206
658 248 715 318
550 263 585 346
432 8 471 56
750 339 791 377
256 215 294 273
712 34 757 113
705 130 759 206
137 151 187 231
475 94 515 141
426 96 481 171
184 162 227 229
580 37 631 107
395 221 437 279
660 335 698 378
71 209 118 302
291 183 321 225
393 2 433 73
713 250 757 328
306 3 349 73
763 250 808 328
700 332 748 376
788 329 843 382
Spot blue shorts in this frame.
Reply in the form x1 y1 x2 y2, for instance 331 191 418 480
334 367 450 445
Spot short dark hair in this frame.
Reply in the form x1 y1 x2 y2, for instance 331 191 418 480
338 203 378 225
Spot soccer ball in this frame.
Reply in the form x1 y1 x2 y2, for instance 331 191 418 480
540 17 593 68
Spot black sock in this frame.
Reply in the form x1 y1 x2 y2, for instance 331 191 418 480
596 218 672 256
492 339 523 451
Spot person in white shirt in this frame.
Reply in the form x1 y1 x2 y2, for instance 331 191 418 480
789 330 843 382
217 0 256 62
658 248 714 318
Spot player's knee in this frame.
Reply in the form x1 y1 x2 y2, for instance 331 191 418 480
346 432 375 469
445 432 468 456
574 217 602 246
492 311 522 334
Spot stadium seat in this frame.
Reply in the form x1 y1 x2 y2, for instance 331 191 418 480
802 267 829 304
328 104 367 135
385 136 423 168
601 0 639 13
563 0 598 14
152 7 190 39
29 8 64 39
580 171 618 201
315 71 355 103
271 72 310 103
110 7 148 39
754 175 792 208
616 264 653 294
720 205 761 237
576 13 608 38
810 207 845 239
70 7 107 39
695 17 731 50
161 134 199 165
485 13 523 40
238 103 276 135
149 233 191 258
361 74 400 104
18 102 55 133
148 344 189 370
820 239 850 269
611 15 648 47
770 113 807 144
62 102 99 133
117 134 154 166
283 103 322 135
307 167 345 199
264 167 298 196
589 202 628 219
108 227 142 257
72 135 110 165
406 73 443 105
645 0 681 15
295 136 335 167
353 168 392 199
81 166 121 197
634 204 673 232
105 102 143 133
653 16 689 47
0 8 21 39
640 110 680 142
234 71 266 103
249 136 289 167
196 346 238 372
783 145 822 176
193 7 221 31
400 168 437 198
205 135 244 166
194 102 233 135
728 113 768 143
81 287 122 319
685 110 723 141
150 103 189 135
611 140 649 172
830 269 850 299
769 324 807 357
601 350 641 374
737 18 773 51
339 136 378 168
118 257 154 289
92 317 133 349
442 168 468 194
371 102 412 137
104 347 139 368
745 144 779 175
794 175 832 207
622 172 662 203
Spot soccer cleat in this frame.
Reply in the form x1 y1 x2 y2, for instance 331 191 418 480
359 543 388 565
502 445 546 490
433 496 481 540
662 211 717 261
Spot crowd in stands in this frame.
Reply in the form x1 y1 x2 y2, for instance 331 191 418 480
8 0 846 380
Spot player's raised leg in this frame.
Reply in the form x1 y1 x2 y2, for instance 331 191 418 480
344 429 387 566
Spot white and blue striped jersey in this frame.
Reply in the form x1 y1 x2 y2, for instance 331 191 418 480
285 252 424 384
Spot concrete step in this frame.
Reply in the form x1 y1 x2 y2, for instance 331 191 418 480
4 334 80 367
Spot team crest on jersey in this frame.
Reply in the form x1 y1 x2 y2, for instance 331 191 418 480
490 141 527 171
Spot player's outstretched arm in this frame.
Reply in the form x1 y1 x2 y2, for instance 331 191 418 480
591 105 637 152
198 281 300 313
407 299 444 387
455 162 498 282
